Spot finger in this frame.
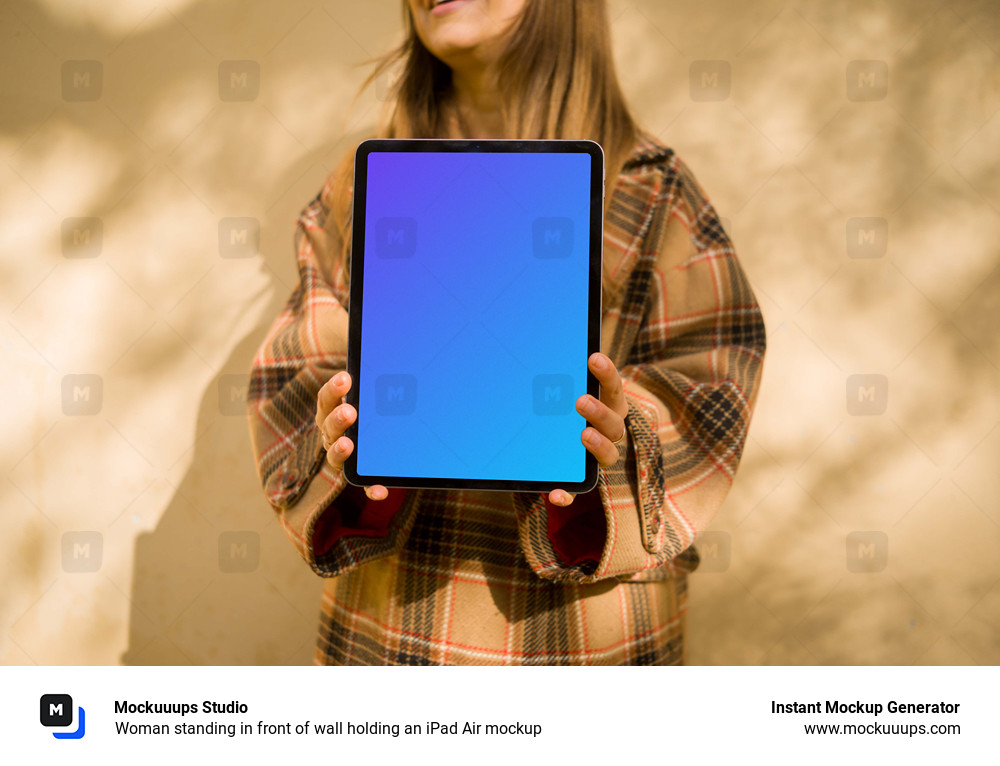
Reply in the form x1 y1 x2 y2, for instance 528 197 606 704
576 394 626 444
582 426 620 467
320 402 357 444
588 353 628 418
323 435 354 469
364 485 389 501
316 371 352 429
547 488 575 506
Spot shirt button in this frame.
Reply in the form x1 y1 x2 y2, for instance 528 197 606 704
281 470 299 487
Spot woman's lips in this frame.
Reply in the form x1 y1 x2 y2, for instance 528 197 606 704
431 0 473 16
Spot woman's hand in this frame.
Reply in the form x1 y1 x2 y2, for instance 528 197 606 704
316 371 389 501
548 352 629 508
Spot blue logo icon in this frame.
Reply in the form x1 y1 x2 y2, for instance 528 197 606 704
532 374 574 415
375 217 417 259
40 694 86 739
532 217 573 259
375 374 418 416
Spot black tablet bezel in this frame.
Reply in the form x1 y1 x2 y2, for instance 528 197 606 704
344 138 604 493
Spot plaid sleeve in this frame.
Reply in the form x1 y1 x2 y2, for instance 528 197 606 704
246 176 417 578
513 152 766 584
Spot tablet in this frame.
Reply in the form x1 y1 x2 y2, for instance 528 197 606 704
344 138 604 493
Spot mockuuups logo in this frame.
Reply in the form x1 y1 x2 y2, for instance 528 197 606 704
40 694 86 739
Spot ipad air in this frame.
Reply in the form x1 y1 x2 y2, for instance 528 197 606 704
344 138 604 492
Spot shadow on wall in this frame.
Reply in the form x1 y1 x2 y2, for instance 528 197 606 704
119 317 320 666
0 0 396 665
113 122 373 664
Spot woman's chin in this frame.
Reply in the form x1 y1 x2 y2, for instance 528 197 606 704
426 34 492 66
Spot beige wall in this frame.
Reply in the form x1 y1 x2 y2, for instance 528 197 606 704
2 0 997 666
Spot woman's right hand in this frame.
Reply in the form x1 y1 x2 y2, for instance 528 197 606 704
316 371 390 501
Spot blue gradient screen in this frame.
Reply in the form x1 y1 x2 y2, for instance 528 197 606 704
357 150 592 483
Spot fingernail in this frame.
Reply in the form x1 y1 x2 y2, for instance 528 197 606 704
334 372 347 386
583 397 596 415
593 354 606 369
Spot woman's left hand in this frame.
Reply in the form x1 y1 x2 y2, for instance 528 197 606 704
548 352 629 507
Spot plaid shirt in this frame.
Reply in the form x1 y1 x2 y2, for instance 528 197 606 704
247 132 766 665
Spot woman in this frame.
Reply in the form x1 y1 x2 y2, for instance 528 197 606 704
248 0 766 665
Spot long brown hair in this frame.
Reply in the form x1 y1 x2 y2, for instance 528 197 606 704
325 0 637 261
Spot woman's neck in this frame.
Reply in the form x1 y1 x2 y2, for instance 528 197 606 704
449 65 506 139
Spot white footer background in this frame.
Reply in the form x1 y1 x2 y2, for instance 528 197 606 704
2 666 992 764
